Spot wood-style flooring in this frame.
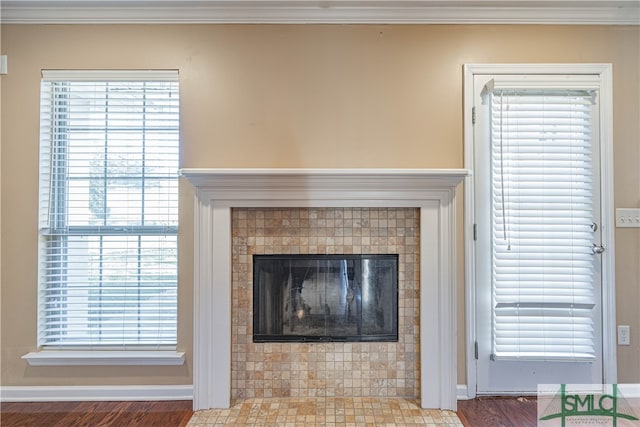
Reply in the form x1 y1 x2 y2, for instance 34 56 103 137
0 400 193 427
457 396 538 427
1 397 537 426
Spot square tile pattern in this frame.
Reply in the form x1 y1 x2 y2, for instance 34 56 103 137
188 397 463 426
231 208 420 400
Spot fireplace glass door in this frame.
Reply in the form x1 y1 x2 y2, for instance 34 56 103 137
253 254 398 342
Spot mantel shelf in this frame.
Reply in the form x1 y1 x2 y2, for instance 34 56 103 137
179 168 470 192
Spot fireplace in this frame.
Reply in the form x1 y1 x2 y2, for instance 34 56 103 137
253 254 398 343
181 168 467 411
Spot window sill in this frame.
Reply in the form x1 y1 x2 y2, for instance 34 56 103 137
22 350 185 366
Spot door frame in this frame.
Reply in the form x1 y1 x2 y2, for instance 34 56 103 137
463 63 616 399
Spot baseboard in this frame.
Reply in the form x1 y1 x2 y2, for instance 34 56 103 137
4 383 465 403
0 385 193 402
457 384 472 400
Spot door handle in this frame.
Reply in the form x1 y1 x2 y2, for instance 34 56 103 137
592 244 605 254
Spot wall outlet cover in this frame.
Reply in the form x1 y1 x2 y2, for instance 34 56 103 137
615 208 640 228
618 325 631 345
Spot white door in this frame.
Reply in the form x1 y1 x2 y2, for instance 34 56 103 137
473 73 605 393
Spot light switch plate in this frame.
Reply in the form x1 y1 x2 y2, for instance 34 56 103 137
615 208 640 228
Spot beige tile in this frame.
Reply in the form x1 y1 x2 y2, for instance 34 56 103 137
188 397 462 427
231 208 420 399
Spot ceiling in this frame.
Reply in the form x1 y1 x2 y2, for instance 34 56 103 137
1 0 639 24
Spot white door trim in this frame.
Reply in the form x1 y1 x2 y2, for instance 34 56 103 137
463 64 616 398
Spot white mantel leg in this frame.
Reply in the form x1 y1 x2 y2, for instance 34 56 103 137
419 198 457 411
194 199 232 409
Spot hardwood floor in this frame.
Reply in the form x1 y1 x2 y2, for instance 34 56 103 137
0 400 193 427
1 397 535 426
457 396 538 427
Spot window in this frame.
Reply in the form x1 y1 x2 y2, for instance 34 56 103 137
38 70 179 348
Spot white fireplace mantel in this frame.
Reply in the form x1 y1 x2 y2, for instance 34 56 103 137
180 168 469 411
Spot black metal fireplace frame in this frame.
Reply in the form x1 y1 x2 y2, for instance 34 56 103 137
252 253 399 343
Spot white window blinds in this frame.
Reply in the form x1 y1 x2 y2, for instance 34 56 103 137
38 70 179 348
490 88 599 360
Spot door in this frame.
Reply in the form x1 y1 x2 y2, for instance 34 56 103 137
473 73 605 393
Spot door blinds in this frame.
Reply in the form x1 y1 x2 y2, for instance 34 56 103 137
490 88 599 360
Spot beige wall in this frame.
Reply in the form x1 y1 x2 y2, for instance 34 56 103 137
1 24 638 389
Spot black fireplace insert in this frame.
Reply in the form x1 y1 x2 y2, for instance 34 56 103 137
253 254 398 343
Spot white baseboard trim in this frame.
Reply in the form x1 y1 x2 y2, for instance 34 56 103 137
457 384 472 400
0 385 193 402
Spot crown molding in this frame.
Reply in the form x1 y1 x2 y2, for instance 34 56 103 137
1 1 639 25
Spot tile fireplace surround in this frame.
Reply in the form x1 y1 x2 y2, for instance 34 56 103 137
180 168 468 412
232 207 419 400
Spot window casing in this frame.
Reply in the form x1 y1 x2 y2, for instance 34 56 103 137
38 71 179 348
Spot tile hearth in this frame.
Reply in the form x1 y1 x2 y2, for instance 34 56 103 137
187 397 463 426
